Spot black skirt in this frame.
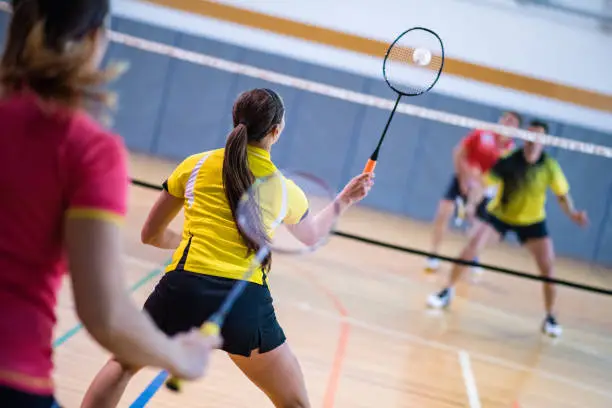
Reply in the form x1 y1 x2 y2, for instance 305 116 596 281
143 270 286 357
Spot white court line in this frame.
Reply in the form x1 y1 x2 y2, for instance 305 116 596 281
459 350 482 408
279 299 612 400
314 259 612 356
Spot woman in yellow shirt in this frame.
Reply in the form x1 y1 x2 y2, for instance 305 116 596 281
427 120 588 338
82 88 373 407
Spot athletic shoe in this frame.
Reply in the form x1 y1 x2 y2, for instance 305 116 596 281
470 257 483 278
542 315 563 337
427 287 454 309
425 257 440 272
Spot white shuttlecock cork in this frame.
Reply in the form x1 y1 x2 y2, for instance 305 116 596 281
412 48 432 66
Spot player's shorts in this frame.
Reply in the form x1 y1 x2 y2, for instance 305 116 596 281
0 385 60 408
442 175 489 221
485 214 549 244
143 269 285 357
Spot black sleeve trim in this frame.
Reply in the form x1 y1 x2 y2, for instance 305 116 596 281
298 209 310 223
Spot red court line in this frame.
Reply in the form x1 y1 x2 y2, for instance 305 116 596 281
323 321 350 408
300 269 350 408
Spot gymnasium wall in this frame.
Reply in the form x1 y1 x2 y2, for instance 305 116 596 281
209 0 612 94
112 0 612 135
0 12 611 266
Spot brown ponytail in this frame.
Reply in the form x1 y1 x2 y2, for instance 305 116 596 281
1 0 118 111
222 89 285 272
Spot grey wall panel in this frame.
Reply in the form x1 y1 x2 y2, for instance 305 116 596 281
594 185 612 266
549 126 612 262
281 67 371 190
108 19 179 153
153 34 247 159
230 49 309 171
0 12 8 46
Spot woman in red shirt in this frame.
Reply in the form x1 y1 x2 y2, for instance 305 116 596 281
0 1 219 406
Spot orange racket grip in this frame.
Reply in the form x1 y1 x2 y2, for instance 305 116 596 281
363 159 377 174
165 322 221 393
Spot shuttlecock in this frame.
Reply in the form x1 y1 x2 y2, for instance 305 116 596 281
412 48 432 66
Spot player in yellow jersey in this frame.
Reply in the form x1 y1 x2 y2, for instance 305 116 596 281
81 88 374 408
426 120 588 338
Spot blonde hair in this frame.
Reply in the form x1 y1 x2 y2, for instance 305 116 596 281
0 3 122 111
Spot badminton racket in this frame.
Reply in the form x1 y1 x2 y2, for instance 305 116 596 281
363 27 444 173
165 170 339 392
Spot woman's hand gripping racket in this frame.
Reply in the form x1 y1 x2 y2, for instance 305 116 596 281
363 27 445 173
165 170 372 392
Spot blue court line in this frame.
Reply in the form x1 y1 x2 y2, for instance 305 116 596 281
52 261 169 348
129 370 169 408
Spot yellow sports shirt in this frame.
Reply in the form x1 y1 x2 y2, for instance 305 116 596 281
163 145 308 284
485 151 569 225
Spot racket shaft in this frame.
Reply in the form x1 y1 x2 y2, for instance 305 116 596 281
364 94 402 171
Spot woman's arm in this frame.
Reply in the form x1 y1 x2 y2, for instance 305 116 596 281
287 173 373 246
141 190 184 249
65 217 220 377
549 160 587 227
556 194 588 226
64 134 218 379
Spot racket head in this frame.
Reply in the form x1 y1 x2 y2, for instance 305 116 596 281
383 27 445 96
236 170 338 255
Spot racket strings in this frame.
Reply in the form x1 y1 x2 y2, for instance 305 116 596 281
384 28 444 96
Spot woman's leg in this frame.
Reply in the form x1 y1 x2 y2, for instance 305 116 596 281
467 197 492 277
230 343 310 408
427 222 501 309
80 359 139 408
522 236 562 337
81 271 188 407
426 198 456 271
449 222 500 287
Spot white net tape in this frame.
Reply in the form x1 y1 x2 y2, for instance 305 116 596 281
1 2 610 158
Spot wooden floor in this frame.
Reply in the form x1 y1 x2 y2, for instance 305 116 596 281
53 153 612 408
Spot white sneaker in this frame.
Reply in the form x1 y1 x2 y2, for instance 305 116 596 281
542 315 563 337
425 257 440 272
471 266 484 277
426 288 454 309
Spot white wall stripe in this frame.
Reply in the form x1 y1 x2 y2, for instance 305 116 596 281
0 2 610 157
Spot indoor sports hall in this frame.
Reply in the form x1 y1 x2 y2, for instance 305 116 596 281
1 0 611 407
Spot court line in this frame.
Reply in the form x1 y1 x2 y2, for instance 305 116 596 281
124 256 166 271
278 299 612 400
304 270 351 408
458 350 482 408
129 370 169 408
53 259 168 348
329 257 612 357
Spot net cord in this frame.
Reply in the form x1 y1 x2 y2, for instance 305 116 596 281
0 2 608 158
